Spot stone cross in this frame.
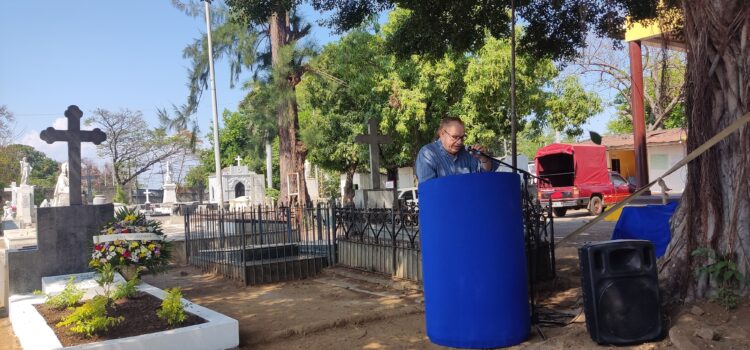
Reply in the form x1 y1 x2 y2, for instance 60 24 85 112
355 118 392 189
40 106 106 206
235 155 242 166
143 189 153 204
3 182 17 206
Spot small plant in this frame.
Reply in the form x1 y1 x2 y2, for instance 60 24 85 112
45 276 85 310
157 287 186 326
57 296 123 337
692 247 747 309
112 278 140 300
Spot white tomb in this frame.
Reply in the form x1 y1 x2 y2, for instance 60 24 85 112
208 158 266 205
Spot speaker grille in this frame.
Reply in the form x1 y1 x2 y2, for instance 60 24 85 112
598 278 660 340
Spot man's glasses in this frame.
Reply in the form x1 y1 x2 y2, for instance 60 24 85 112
443 130 466 142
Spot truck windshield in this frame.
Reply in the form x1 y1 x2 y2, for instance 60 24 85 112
537 153 575 187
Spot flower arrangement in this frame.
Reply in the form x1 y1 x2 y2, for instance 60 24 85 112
90 208 171 278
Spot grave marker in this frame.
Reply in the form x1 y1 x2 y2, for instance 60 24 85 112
355 118 392 189
40 105 106 205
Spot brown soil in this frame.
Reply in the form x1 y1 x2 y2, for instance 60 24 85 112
33 292 206 347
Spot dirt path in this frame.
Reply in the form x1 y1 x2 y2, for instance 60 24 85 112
3 208 749 349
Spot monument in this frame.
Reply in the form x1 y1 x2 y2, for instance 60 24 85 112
354 118 395 208
52 162 70 206
208 157 266 206
7 105 114 294
40 105 106 205
162 160 177 204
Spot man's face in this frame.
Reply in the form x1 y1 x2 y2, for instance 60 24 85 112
439 122 466 155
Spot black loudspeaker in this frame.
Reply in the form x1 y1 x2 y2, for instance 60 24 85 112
578 240 662 345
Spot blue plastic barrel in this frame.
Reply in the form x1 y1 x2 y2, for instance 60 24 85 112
419 172 530 348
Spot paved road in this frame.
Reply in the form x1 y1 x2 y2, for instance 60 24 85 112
550 209 617 248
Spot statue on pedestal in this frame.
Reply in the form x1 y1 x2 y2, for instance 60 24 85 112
20 157 32 185
53 162 70 206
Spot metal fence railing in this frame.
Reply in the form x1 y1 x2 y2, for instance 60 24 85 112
184 205 335 285
333 205 422 281
184 197 551 286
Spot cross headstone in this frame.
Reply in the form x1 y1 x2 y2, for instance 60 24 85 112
143 189 153 204
355 118 392 189
40 106 106 205
3 181 18 206
235 155 242 166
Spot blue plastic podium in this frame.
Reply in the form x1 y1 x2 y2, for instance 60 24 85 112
419 172 530 348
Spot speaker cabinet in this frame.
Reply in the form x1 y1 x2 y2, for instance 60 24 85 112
578 240 662 345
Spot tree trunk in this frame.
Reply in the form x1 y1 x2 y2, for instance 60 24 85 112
343 169 356 205
658 1 750 304
269 11 308 206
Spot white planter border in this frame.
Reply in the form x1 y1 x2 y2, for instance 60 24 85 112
9 275 239 350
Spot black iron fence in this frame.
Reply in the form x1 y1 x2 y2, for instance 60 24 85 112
184 205 335 285
333 205 422 281
183 197 552 286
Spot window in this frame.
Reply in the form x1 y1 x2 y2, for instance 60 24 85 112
611 159 621 173
650 154 669 169
611 174 627 186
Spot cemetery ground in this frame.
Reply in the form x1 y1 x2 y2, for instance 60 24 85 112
2 211 750 349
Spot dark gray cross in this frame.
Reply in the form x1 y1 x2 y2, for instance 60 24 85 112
354 118 392 189
40 105 106 205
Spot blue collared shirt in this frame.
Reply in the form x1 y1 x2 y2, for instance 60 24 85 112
416 140 498 184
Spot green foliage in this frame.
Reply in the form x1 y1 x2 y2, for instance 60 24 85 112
113 185 128 204
692 247 746 309
93 262 117 296
157 288 187 326
266 188 280 201
112 278 140 300
57 296 123 337
44 276 85 310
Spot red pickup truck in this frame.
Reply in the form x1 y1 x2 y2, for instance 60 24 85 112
535 143 635 217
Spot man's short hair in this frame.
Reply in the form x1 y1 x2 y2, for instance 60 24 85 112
435 116 464 139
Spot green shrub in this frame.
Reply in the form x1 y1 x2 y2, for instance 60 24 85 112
157 288 186 326
45 276 85 310
57 296 123 337
692 247 747 309
112 278 140 300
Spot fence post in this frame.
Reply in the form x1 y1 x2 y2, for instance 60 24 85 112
240 211 247 285
286 206 292 243
316 202 323 241
391 207 397 277
330 199 337 264
184 210 191 263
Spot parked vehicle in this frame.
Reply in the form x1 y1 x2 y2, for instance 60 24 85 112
397 187 418 205
535 144 635 217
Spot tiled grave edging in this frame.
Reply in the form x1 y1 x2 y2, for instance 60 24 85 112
9 274 239 350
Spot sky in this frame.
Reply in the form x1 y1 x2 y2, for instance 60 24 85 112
1 1 611 186
0 0 340 187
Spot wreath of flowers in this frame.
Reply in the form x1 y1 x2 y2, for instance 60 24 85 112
89 208 171 274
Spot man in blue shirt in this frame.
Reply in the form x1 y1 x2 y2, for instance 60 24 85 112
416 117 497 183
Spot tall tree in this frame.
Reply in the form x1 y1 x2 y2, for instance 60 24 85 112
574 37 686 132
310 0 750 301
173 0 312 205
85 109 192 194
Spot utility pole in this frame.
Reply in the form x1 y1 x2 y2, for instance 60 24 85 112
510 0 518 173
204 0 224 208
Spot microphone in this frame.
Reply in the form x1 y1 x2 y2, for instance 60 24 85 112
466 146 485 157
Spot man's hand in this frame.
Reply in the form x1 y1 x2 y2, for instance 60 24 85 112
470 144 493 171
